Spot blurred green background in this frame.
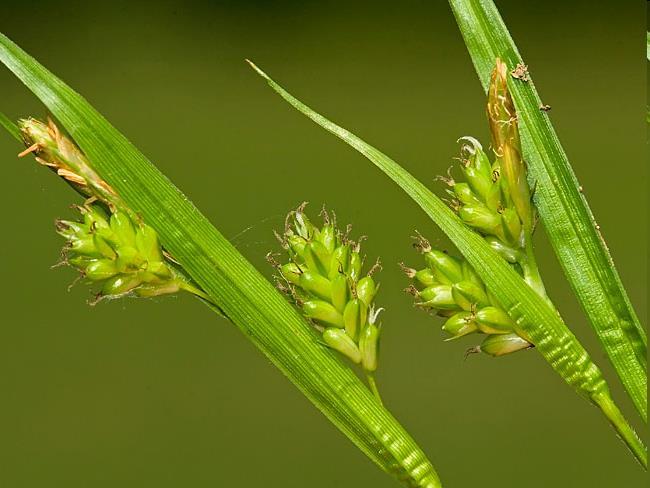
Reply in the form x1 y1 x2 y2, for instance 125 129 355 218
0 1 646 487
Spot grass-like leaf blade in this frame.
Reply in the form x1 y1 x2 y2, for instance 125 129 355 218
0 111 21 141
0 32 443 488
248 61 647 466
449 0 647 421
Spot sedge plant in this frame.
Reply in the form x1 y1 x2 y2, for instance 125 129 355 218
0 33 442 488
248 57 647 467
0 6 645 486
402 60 548 356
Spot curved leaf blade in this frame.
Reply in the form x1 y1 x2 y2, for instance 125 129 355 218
248 60 647 466
0 111 20 141
449 0 646 421
0 33 442 488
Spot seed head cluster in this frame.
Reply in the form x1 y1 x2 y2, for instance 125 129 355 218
402 234 532 357
443 136 526 255
404 61 538 357
57 204 191 303
18 117 209 305
440 58 535 266
272 204 382 375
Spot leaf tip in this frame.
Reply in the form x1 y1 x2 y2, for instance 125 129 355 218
245 59 270 81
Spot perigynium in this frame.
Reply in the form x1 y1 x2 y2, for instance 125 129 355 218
19 117 210 304
270 204 383 401
402 234 532 356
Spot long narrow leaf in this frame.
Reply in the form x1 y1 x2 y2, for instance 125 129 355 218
449 0 647 421
0 33 443 488
0 111 21 141
249 61 647 466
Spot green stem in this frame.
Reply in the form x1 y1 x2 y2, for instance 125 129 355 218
366 373 383 406
178 280 215 303
593 391 647 467
518 236 551 306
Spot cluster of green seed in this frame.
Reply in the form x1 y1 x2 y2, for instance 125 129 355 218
18 117 209 305
435 60 542 300
57 204 203 303
403 61 545 357
273 205 382 387
402 234 532 357
442 136 528 264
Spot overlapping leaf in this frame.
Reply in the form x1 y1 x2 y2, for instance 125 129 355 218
449 0 646 420
249 61 647 466
0 33 442 488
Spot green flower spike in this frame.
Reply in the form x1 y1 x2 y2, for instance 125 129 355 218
402 233 533 357
271 204 384 402
56 204 210 303
407 59 552 357
19 117 211 305
438 59 547 300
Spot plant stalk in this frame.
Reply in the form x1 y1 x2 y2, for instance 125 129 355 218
518 238 550 305
366 373 383 406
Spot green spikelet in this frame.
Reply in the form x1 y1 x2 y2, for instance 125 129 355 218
437 58 534 259
57 203 210 303
272 204 383 401
445 135 526 250
438 59 548 300
19 117 212 306
403 233 533 357
400 60 566 359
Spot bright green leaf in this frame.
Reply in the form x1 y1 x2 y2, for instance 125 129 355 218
0 32 442 488
449 0 646 422
248 60 647 467
0 111 21 142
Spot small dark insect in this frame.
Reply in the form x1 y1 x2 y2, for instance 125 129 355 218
539 104 551 112
510 63 530 82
